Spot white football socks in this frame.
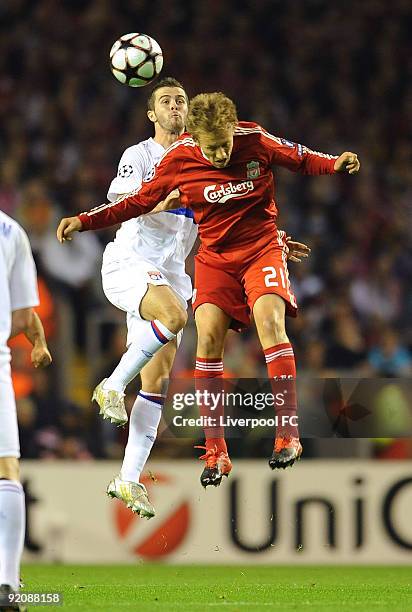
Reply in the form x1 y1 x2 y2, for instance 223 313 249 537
104 320 175 393
120 392 165 483
0 480 25 591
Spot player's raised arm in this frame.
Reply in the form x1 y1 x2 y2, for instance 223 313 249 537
257 125 360 176
57 147 184 242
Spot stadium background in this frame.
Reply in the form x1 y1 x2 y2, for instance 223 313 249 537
1 0 412 571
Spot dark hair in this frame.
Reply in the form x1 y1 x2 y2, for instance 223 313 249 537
147 77 188 110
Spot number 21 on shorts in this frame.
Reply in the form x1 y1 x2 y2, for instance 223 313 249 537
262 266 286 288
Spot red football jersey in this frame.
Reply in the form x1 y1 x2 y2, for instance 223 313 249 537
79 122 337 251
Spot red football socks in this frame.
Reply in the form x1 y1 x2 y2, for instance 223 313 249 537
264 342 299 438
195 357 227 450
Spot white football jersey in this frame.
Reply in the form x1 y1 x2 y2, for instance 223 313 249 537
0 211 39 373
106 137 198 300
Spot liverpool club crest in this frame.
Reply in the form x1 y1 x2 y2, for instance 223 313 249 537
247 161 260 179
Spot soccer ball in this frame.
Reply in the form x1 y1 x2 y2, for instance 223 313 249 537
109 33 163 87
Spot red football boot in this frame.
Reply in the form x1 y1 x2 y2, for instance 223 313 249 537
195 445 233 488
269 436 303 469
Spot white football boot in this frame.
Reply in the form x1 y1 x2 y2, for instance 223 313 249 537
92 379 128 426
107 476 155 519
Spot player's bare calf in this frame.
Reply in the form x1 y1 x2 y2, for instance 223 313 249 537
268 436 303 470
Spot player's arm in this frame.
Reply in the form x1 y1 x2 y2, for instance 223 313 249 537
10 307 33 338
108 188 181 217
108 148 181 214
57 151 183 242
9 227 52 367
258 126 360 175
145 188 181 214
56 185 183 241
11 309 52 368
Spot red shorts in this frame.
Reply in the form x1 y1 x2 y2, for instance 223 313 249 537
193 230 298 331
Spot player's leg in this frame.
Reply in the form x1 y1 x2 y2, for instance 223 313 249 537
0 377 25 605
102 283 185 391
192 255 251 487
253 294 302 467
194 303 233 487
121 339 176 481
94 256 187 425
108 339 178 518
245 236 302 468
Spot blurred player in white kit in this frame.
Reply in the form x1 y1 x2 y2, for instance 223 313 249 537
92 77 197 518
0 211 51 610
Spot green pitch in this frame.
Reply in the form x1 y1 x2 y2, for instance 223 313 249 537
23 565 412 611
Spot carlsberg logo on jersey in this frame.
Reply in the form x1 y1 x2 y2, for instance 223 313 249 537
204 180 254 204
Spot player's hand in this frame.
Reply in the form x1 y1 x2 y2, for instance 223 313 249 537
286 237 311 262
31 345 52 368
334 152 360 174
147 189 181 215
162 188 181 211
57 216 83 243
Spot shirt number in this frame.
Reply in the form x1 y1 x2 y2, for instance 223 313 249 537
262 266 286 288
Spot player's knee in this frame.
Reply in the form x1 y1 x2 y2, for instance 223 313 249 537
0 457 20 481
197 330 224 356
158 305 187 334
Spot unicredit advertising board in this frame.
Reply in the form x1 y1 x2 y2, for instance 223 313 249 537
21 461 412 564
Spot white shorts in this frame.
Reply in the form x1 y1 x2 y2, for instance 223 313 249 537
0 364 20 458
101 249 187 347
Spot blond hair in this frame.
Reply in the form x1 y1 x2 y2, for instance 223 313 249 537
187 93 238 138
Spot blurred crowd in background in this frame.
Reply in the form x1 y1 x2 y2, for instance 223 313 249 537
1 0 411 460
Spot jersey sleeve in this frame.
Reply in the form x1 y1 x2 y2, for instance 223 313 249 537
9 226 39 312
79 149 183 230
107 146 146 202
258 126 338 175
